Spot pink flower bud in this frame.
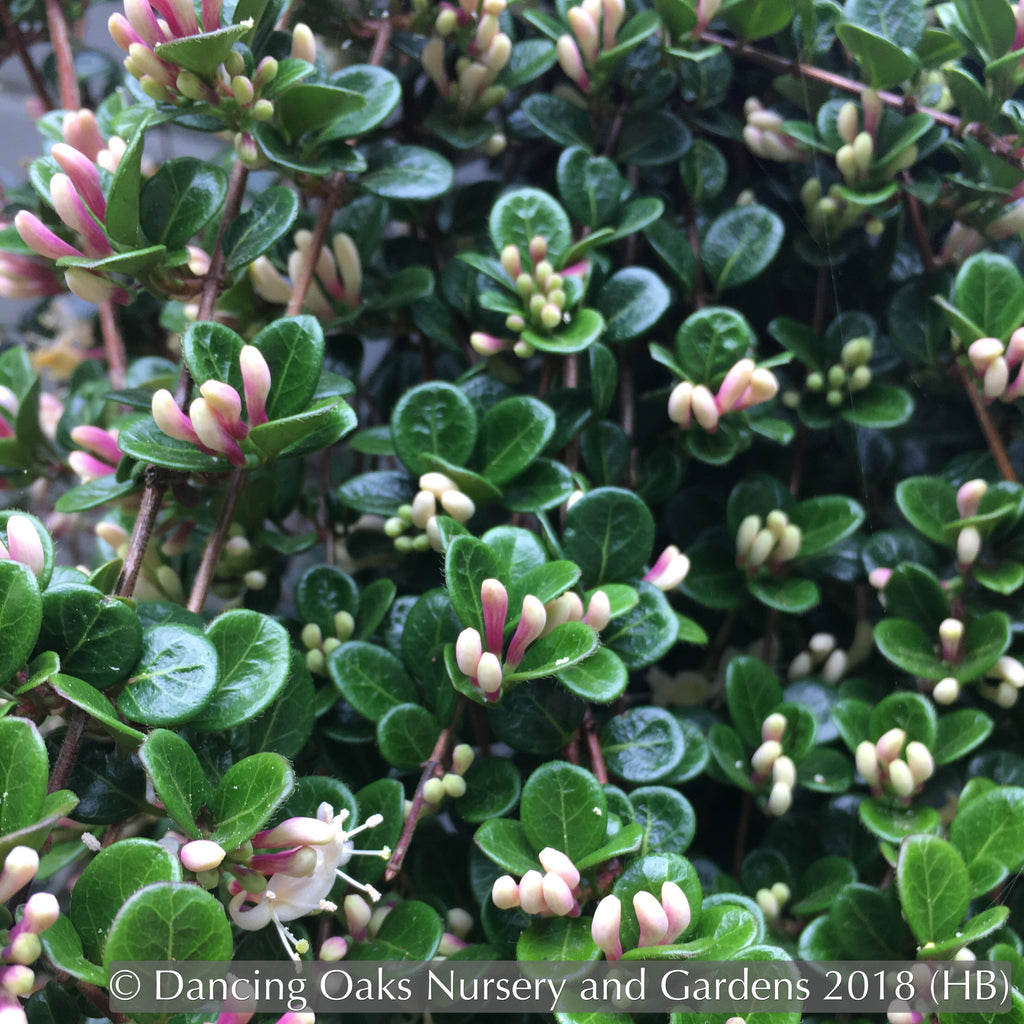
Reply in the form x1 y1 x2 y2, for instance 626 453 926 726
6 517 45 578
239 345 271 427
70 425 121 467
152 389 204 447
567 6 599 62
504 595 547 669
582 590 611 630
491 875 521 910
538 848 580 889
716 359 755 412
248 847 317 877
691 384 719 431
62 109 105 161
202 0 222 31
14 210 81 261
180 839 226 872
476 652 503 694
874 727 906 766
518 870 546 914
50 173 111 255
199 380 248 440
319 936 349 961
109 12 145 51
69 451 115 482
344 894 372 938
633 890 669 947
956 479 987 518
644 545 690 590
51 144 106 221
868 567 892 590
501 245 521 279
150 0 199 37
190 398 246 466
602 0 625 46
471 332 509 356
456 628 483 677
21 893 59 935
591 894 622 960
124 0 167 45
556 35 589 91
660 881 690 943
481 578 509 656
542 872 576 916
252 816 335 848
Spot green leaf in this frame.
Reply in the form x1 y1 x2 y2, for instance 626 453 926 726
360 145 453 201
933 708 994 764
675 306 757 383
139 157 228 248
645 219 697 292
223 187 299 273
48 674 144 744
505 622 599 682
557 647 629 702
103 882 233 969
896 834 970 944
182 319 245 392
869 691 937 747
556 147 627 228
104 120 148 247
720 0 794 39
70 838 181 962
377 703 439 771
138 729 212 839
830 883 912 959
38 914 106 986
0 561 41 685
520 94 594 151
953 253 1024 340
208 752 294 849
0 717 47 834
325 65 401 137
458 757 522 824
950 0 1017 60
791 857 858 915
504 458 576 512
702 205 784 292
725 656 784 748
475 818 541 875
746 575 820 613
874 618 945 678
246 397 356 461
563 487 655 585
520 761 608 860
599 708 686 784
859 799 941 843
883 563 949 631
680 539 745 610
842 384 915 427
344 900 443 961
38 585 141 689
275 83 365 139
502 38 558 87
520 308 606 354
603 582 679 670
488 679 586 755
251 314 325 420
845 0 926 47
154 21 251 74
790 495 865 558
391 381 477 477
615 111 691 167
630 785 696 855
295 565 358 635
328 640 418 722
518 916 600 961
190 610 291 730
489 187 574 268
117 625 218 726
949 785 1024 882
480 396 556 485
835 23 921 88
597 268 672 343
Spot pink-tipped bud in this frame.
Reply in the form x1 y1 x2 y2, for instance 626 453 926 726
239 345 271 427
643 545 690 590
939 618 964 662
471 332 509 356
956 479 988 519
190 398 246 466
542 872 576 916
123 0 166 45
660 881 690 943
969 338 1004 373
751 740 782 779
567 6 599 62
319 936 349 961
582 590 611 630
591 894 622 960
476 652 503 694
762 713 787 743
875 727 906 766
603 0 625 45
633 890 669 947
248 847 317 877
856 740 880 788
691 384 719 431
14 210 82 261
455 628 483 678
888 758 915 798
21 893 59 936
69 451 115 482
252 816 335 848
868 567 892 590
180 840 226 873
152 389 202 447
491 875 520 910
481 578 509 656
4 932 41 965
109 12 144 51
556 35 589 91
6 517 45 578
538 848 580 889
736 368 780 409
668 381 693 427
199 380 247 440
51 143 106 221
62 109 105 161
504 595 547 669
518 870 546 915
70 425 120 466
2 964 36 998
766 782 792 816
957 526 981 567
905 741 934 784
716 359 755 412
344 894 372 938
984 357 1009 398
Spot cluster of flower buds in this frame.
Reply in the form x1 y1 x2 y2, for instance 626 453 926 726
750 713 796 817
68 424 121 483
0 515 46 578
555 0 625 94
419 743 475 812
455 580 549 700
591 882 691 960
787 622 874 684
967 331 1024 403
952 478 986 572
735 510 802 574
542 590 611 634
385 472 476 554
961 653 1024 709
0 847 59 1024
804 337 873 408
422 0 510 134
250 231 362 318
96 520 186 603
177 804 388 961
302 611 356 677
151 346 271 467
492 847 583 918
0 248 63 301
668 360 780 434
754 882 790 924
643 545 691 591
742 99 806 163
799 177 881 241
855 728 934 802
206 526 270 602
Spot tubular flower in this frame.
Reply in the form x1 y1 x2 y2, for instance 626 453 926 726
967 330 1024 403
229 803 389 961
150 346 271 466
592 882 690 960
251 232 362 318
69 424 121 482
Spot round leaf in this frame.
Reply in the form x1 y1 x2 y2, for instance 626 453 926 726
520 761 608 860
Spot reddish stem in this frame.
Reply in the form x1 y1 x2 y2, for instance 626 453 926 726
98 300 127 391
44 0 80 111
187 467 248 613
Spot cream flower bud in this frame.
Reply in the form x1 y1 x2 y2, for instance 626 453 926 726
995 681 1019 707
592 895 622 960
332 232 362 304
252 816 335 848
542 872 576 916
455 628 483 678
451 744 475 775
969 337 1004 373
443 773 467 798
984 357 1009 398
717 359 755 412
745 530 776 569
756 888 780 920
762 713 787 743
836 101 859 144
567 6 599 63
852 131 873 172
736 515 762 562
334 611 354 641
301 623 323 650
821 649 848 684
518 870 546 914
583 590 611 630
180 839 226 872
423 777 445 804
603 0 626 44
491 875 520 909
956 479 988 518
751 740 782 778
772 756 796 788
766 782 792 816
905 741 934 784
661 881 690 942
644 546 690 591
291 22 316 62
773 525 802 563
344 894 372 937
933 677 960 705
888 758 915 797
420 472 458 498
448 908 473 939
5 517 45 578
788 652 813 679
668 381 693 426
477 652 503 694
199 380 246 439
633 890 669 947
691 384 719 430
957 526 981 567
771 882 791 906
875 727 906 766
765 509 788 540
411 490 437 530
539 848 580 889
939 618 963 661
239 345 271 427
319 935 349 961
440 490 475 523
21 892 59 935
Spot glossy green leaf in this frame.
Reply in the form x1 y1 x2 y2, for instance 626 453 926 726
138 729 212 839
392 382 477 477
630 785 696 855
104 120 148 247
520 761 608 860
208 752 294 849
458 758 521 824
223 187 299 273
563 487 654 585
251 314 324 420
326 65 401 137
599 708 686 783
702 205 784 292
48 674 143 744
725 656 784 748
360 145 453 201
791 857 858 915
479 396 556 485
0 717 47 834
953 253 1024 341
933 708 994 764
489 187 573 266
835 23 920 88
38 914 106 986
615 111 691 167
140 157 228 248
475 818 541 875
275 83 365 139
896 834 970 943
505 622 598 682
0 560 41 685
377 703 439 771
154 22 251 75
603 582 679 670
557 647 629 702
328 640 418 721
950 785 1024 880
518 915 600 961
295 564 359 635
597 268 672 343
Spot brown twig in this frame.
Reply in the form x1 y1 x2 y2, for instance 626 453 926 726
48 707 86 793
44 0 79 111
368 19 392 66
115 466 166 597
78 982 130 1024
732 791 752 877
98 300 127 391
285 174 344 317
385 698 467 881
953 361 1018 482
0 0 53 110
187 467 248 613
583 706 608 784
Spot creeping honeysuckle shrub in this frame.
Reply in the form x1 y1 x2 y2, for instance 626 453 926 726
9 0 1024 1023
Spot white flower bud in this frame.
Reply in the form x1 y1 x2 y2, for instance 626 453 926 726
762 713 787 743
855 740 880 787
491 875 520 909
766 782 792 816
772 756 796 788
932 677 960 705
888 758 915 797
905 741 934 784
875 727 906 766
751 740 782 777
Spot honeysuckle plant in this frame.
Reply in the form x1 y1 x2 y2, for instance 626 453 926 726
7 0 1024 1022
